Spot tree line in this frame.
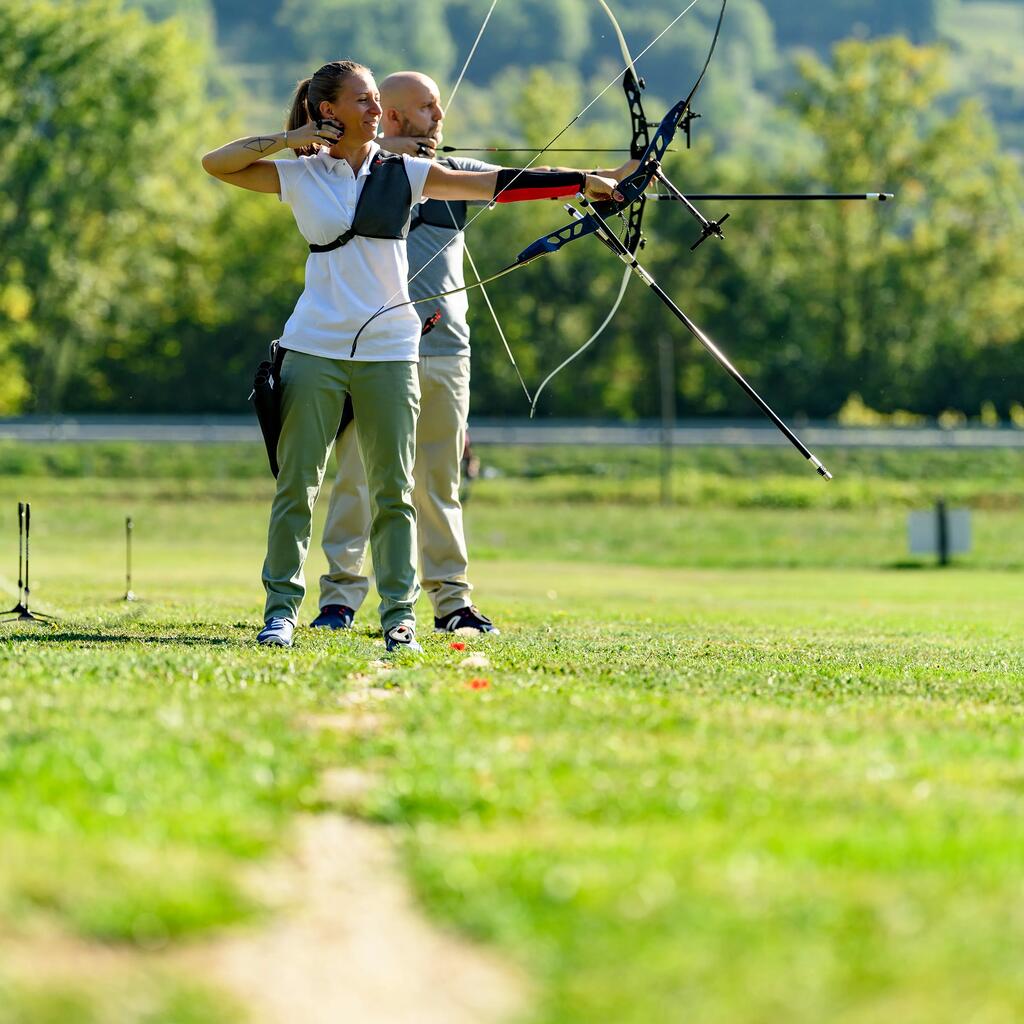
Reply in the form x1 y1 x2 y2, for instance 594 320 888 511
1 0 1022 420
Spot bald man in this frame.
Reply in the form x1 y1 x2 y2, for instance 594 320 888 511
311 71 502 635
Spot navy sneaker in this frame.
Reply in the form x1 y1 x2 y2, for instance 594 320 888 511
384 623 423 654
434 605 500 635
311 604 355 630
257 617 294 647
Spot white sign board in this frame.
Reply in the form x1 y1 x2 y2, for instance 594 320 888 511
908 508 971 556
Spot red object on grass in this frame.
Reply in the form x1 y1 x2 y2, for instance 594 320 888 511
450 641 466 651
467 678 490 690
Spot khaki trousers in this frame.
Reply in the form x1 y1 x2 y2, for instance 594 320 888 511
319 354 472 619
262 350 420 632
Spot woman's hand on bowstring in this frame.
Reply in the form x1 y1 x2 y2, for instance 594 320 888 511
286 119 344 150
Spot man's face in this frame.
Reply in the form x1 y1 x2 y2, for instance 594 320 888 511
387 78 444 143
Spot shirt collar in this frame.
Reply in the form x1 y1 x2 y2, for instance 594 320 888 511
316 141 381 177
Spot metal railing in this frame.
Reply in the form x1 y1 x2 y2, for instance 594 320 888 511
1 416 1023 448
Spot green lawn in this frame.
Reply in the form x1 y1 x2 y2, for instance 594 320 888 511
1 445 1023 1022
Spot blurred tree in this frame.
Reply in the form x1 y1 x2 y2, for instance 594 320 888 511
279 0 456 84
761 0 947 49
87 189 306 413
4 4 1020 420
0 0 222 412
647 37 1024 419
125 0 212 27
446 0 591 82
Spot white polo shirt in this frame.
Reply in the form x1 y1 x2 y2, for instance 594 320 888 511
275 144 433 361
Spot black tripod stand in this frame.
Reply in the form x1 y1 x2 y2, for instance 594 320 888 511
2 502 55 623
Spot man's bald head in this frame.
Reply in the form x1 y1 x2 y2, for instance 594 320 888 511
379 71 444 141
380 72 440 110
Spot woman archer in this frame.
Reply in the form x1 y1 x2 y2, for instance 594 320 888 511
202 59 620 653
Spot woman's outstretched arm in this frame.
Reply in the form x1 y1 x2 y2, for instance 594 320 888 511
424 163 622 204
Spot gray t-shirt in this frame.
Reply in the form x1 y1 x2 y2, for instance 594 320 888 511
407 156 497 358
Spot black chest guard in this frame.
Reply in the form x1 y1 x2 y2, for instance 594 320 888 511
308 151 412 253
410 159 467 232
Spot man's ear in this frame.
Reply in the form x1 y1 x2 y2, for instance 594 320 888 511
382 107 402 130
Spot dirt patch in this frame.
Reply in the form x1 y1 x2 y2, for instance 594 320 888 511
298 711 389 735
182 814 526 1024
0 925 144 984
3 692 526 1024
184 699 525 1023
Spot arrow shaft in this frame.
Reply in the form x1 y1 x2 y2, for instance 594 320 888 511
441 146 668 153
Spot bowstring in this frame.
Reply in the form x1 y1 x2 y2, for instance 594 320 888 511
440 0 533 403
529 265 631 418
444 0 500 113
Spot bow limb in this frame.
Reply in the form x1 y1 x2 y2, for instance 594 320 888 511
681 0 728 115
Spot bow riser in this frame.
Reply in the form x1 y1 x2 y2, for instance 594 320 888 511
623 68 651 160
515 213 605 263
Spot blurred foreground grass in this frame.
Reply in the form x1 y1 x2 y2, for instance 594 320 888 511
0 443 1022 1022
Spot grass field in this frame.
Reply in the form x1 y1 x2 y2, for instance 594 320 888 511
1 443 1023 1023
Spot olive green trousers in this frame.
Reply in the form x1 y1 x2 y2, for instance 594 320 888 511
261 350 420 632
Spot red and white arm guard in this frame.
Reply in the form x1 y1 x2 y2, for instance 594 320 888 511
493 168 586 203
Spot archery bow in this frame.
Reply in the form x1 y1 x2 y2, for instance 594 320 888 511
513 92 833 479
528 0 655 418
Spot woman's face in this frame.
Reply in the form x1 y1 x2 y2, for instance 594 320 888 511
319 70 382 145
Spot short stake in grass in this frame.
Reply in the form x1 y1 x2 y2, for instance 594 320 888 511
124 515 136 601
1 502 55 624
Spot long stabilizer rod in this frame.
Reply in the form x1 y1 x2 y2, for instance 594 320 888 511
567 200 832 480
441 146 676 154
645 192 894 201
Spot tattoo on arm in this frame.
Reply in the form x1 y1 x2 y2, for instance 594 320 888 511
243 137 277 154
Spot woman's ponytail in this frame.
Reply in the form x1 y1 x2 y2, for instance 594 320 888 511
286 78 316 157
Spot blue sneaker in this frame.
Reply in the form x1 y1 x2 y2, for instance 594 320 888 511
311 604 355 630
384 623 423 654
257 617 294 647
